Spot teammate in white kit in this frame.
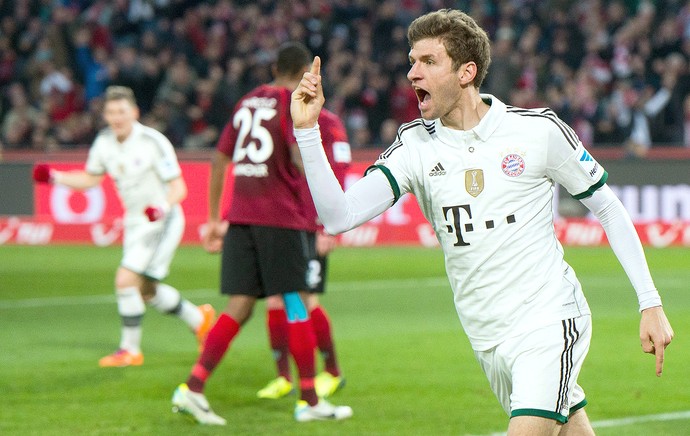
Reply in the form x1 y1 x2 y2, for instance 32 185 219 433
33 86 215 367
290 9 674 436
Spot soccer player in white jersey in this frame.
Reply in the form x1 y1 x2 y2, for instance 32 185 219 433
290 9 674 436
32 86 215 367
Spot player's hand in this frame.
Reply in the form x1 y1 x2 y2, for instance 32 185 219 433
202 220 227 253
144 203 170 222
640 306 674 376
33 164 54 184
291 56 325 129
316 231 337 256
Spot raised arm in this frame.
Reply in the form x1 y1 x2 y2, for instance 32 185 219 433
291 58 395 235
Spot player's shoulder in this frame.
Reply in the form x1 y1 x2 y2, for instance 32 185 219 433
318 108 345 130
91 127 115 149
504 105 565 129
506 105 579 145
138 123 169 140
396 118 436 143
319 107 338 123
235 84 289 113
134 124 175 152
246 84 289 101
378 118 434 161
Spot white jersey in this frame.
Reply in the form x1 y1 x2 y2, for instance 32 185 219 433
85 122 182 225
374 95 607 351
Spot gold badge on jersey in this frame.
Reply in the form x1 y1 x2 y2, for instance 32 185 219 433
465 169 484 197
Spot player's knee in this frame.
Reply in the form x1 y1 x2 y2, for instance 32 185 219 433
114 267 141 290
139 280 157 300
266 294 285 310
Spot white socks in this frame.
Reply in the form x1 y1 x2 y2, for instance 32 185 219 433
149 283 202 330
116 286 145 353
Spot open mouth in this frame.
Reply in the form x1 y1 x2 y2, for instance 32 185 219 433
414 88 429 103
414 87 430 110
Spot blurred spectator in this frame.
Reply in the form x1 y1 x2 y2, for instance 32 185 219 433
1 82 41 148
378 117 399 145
73 26 111 103
2 0 690 151
389 69 419 126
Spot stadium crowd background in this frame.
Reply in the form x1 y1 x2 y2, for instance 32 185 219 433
2 0 690 158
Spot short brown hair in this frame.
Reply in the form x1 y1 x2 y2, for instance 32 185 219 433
104 86 137 106
408 9 491 88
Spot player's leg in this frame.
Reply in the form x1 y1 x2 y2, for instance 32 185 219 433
257 294 294 399
172 294 255 426
507 416 561 436
257 226 351 421
506 409 594 436
99 266 146 367
172 225 260 425
144 279 215 347
559 408 594 436
307 254 345 397
144 209 216 347
477 316 593 436
185 294 255 393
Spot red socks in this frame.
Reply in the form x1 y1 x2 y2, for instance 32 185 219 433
310 306 340 377
288 318 318 405
187 313 240 392
267 308 291 380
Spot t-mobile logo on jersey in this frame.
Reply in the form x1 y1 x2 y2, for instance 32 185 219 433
442 204 516 246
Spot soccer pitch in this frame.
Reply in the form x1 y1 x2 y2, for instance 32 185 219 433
0 244 688 435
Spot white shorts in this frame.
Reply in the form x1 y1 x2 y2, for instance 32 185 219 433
474 315 592 423
121 206 184 281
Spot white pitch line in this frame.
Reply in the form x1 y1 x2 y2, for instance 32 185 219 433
468 410 690 436
591 410 690 428
0 277 451 309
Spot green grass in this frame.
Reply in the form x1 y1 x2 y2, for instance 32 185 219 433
0 245 688 435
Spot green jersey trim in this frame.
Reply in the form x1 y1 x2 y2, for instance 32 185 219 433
572 171 608 200
511 408 567 424
569 399 588 415
365 164 401 204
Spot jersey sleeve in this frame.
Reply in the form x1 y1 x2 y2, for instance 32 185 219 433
544 112 607 199
154 133 182 181
84 138 106 175
367 135 415 204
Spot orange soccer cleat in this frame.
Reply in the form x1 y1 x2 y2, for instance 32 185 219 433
195 304 216 351
98 349 144 367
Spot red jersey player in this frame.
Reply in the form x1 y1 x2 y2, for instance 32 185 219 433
171 42 352 425
258 107 352 400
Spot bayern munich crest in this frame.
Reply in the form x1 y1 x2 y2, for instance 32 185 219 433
501 153 525 177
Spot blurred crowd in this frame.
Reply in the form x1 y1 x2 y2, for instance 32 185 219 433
2 0 690 157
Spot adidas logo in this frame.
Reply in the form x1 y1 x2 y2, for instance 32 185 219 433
579 150 593 162
429 162 446 176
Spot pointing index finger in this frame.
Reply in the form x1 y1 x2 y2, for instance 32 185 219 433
311 56 321 76
655 345 665 377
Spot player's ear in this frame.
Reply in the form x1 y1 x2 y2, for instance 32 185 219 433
457 61 477 86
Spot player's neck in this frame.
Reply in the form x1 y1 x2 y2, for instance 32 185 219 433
273 76 300 90
441 93 489 131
